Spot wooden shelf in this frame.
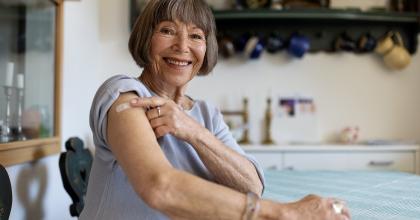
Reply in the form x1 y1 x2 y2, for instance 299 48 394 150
214 9 420 54
0 138 61 166
214 9 420 23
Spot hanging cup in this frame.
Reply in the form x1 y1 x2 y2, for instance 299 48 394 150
243 35 265 59
219 36 235 58
266 33 285 54
358 33 377 52
334 33 356 52
375 32 395 55
287 34 310 58
376 32 411 70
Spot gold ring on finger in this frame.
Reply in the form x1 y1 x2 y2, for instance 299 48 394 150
157 106 161 117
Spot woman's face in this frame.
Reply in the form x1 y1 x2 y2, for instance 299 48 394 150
148 20 207 87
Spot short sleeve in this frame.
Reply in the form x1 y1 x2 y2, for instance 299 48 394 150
89 75 153 152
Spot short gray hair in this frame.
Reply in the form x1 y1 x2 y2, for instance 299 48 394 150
129 0 218 76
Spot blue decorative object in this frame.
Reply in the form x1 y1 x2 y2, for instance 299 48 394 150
288 34 310 58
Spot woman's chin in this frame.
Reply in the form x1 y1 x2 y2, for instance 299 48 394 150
164 76 191 88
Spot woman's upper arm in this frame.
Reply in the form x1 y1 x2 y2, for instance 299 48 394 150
106 92 172 198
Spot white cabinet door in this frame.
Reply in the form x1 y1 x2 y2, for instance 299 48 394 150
283 152 415 173
247 152 283 170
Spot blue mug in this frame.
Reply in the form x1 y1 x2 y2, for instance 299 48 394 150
234 33 250 53
244 36 265 59
288 34 310 58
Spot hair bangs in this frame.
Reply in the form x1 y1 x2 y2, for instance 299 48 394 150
153 0 212 36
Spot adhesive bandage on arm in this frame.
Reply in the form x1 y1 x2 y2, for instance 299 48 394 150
116 102 132 113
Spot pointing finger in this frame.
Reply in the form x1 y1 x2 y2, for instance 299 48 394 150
130 96 166 109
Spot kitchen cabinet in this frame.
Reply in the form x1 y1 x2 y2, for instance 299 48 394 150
0 0 63 166
244 145 420 174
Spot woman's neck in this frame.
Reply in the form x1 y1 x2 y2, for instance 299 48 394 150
139 70 179 99
138 70 193 109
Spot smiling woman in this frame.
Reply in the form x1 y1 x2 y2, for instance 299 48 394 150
141 19 207 95
128 0 218 76
81 0 351 220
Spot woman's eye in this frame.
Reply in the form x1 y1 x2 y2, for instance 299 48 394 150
191 34 204 40
160 28 175 35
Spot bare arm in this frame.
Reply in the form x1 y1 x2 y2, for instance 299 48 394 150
189 127 263 195
130 96 263 195
107 93 350 220
108 93 249 219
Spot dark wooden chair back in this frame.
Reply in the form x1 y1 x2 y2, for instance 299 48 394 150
0 164 12 220
59 137 93 217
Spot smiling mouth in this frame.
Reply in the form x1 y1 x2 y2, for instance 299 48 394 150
164 58 193 67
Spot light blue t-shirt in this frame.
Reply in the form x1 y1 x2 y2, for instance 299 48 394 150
80 74 265 220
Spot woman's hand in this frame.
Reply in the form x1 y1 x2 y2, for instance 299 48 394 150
281 195 351 220
130 97 203 141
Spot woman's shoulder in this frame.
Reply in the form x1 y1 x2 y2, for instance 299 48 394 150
99 74 148 93
90 74 150 116
91 74 153 116
93 74 152 101
89 74 151 151
189 98 222 118
193 99 216 109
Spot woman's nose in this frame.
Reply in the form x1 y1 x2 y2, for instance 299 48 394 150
172 33 189 53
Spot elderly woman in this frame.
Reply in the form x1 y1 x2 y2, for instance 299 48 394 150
82 0 350 219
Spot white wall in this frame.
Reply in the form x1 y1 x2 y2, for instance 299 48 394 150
190 52 420 143
6 0 420 219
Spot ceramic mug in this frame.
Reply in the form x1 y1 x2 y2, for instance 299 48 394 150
383 44 411 70
219 36 235 58
244 35 265 59
375 32 395 55
288 34 310 58
334 33 356 52
234 33 250 53
376 32 411 70
358 33 377 52
266 33 285 54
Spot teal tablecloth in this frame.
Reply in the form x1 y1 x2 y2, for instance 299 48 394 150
263 170 420 220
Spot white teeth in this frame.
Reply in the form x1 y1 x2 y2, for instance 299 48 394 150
166 59 189 66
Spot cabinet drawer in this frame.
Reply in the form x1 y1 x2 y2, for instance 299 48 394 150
248 152 283 170
283 152 415 173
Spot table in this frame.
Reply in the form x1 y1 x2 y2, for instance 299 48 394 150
263 170 420 220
